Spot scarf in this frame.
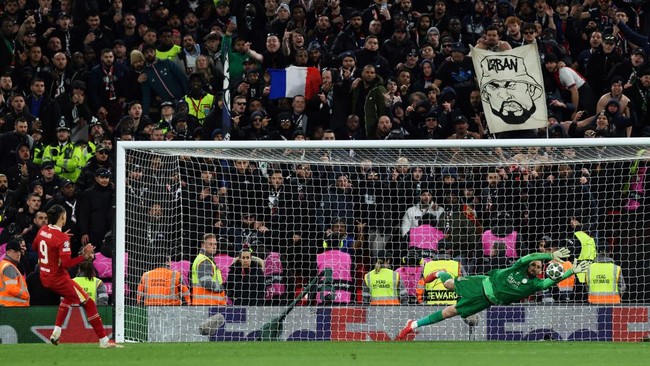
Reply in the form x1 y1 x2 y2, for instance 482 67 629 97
102 65 116 100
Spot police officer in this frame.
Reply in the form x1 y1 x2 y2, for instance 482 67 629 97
41 117 84 182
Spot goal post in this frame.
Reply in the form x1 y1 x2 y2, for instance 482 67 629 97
115 138 650 343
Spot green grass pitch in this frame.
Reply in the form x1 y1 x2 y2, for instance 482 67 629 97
6 342 650 366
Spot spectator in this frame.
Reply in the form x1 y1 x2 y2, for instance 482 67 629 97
26 265 60 305
77 168 113 252
2 96 36 135
0 118 33 176
140 44 189 116
26 77 61 144
6 143 40 191
351 64 386 138
401 187 444 238
544 53 597 118
226 245 266 306
77 143 114 193
434 42 476 112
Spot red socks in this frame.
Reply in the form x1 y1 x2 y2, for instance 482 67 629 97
82 298 107 339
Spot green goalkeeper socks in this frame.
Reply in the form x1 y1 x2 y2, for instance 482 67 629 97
416 310 445 327
438 272 453 283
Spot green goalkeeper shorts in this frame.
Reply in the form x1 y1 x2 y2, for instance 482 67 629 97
453 275 492 318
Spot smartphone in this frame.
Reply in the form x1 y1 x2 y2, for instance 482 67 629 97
229 16 237 25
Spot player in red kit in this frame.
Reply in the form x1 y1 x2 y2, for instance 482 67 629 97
35 204 123 348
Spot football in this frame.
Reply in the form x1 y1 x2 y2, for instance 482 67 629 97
546 262 565 280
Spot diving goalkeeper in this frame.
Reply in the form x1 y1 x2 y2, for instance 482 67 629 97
397 248 590 340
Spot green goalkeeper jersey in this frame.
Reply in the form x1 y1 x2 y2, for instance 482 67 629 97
483 253 572 305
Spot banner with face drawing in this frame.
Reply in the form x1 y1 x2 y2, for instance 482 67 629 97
471 44 547 134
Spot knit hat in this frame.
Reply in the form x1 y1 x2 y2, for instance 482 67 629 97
276 3 289 14
130 50 145 65
427 27 440 36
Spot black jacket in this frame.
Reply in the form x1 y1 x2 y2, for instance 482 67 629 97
77 182 114 251
226 260 266 306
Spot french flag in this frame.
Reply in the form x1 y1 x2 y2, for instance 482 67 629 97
268 66 322 100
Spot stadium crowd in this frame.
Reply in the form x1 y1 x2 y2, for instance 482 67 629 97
1 0 649 308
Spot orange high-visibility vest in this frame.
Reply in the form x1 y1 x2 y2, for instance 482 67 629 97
556 260 575 293
136 267 191 306
0 259 30 307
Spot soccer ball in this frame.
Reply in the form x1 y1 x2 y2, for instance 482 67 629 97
546 262 564 280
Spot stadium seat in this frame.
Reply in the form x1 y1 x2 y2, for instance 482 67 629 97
395 265 423 300
170 260 191 286
264 252 286 300
213 254 235 283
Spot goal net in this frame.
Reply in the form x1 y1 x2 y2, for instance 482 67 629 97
115 139 650 342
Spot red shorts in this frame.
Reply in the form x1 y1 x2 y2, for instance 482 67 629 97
42 276 89 304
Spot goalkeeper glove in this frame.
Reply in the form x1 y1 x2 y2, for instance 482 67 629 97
552 247 571 263
572 260 591 274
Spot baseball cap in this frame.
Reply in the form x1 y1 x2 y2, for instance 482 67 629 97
95 167 111 177
57 12 71 20
454 115 469 124
307 41 321 52
632 48 646 58
544 53 559 63
61 179 75 187
450 42 467 53
71 80 87 91
5 239 21 252
278 112 292 122
96 143 110 152
41 161 55 170
603 34 616 43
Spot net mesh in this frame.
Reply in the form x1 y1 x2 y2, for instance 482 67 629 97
118 141 650 342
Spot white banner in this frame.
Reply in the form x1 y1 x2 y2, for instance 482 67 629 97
471 44 547 134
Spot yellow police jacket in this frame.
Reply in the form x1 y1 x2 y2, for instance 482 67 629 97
42 141 84 182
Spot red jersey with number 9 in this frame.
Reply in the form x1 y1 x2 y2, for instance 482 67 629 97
34 224 74 281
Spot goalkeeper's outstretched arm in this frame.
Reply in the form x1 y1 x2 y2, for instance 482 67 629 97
540 261 590 290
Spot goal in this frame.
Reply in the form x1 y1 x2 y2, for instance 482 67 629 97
115 138 650 342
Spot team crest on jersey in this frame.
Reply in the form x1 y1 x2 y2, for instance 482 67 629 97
63 241 71 252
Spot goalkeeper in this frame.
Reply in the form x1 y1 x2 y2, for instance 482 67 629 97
397 248 590 340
